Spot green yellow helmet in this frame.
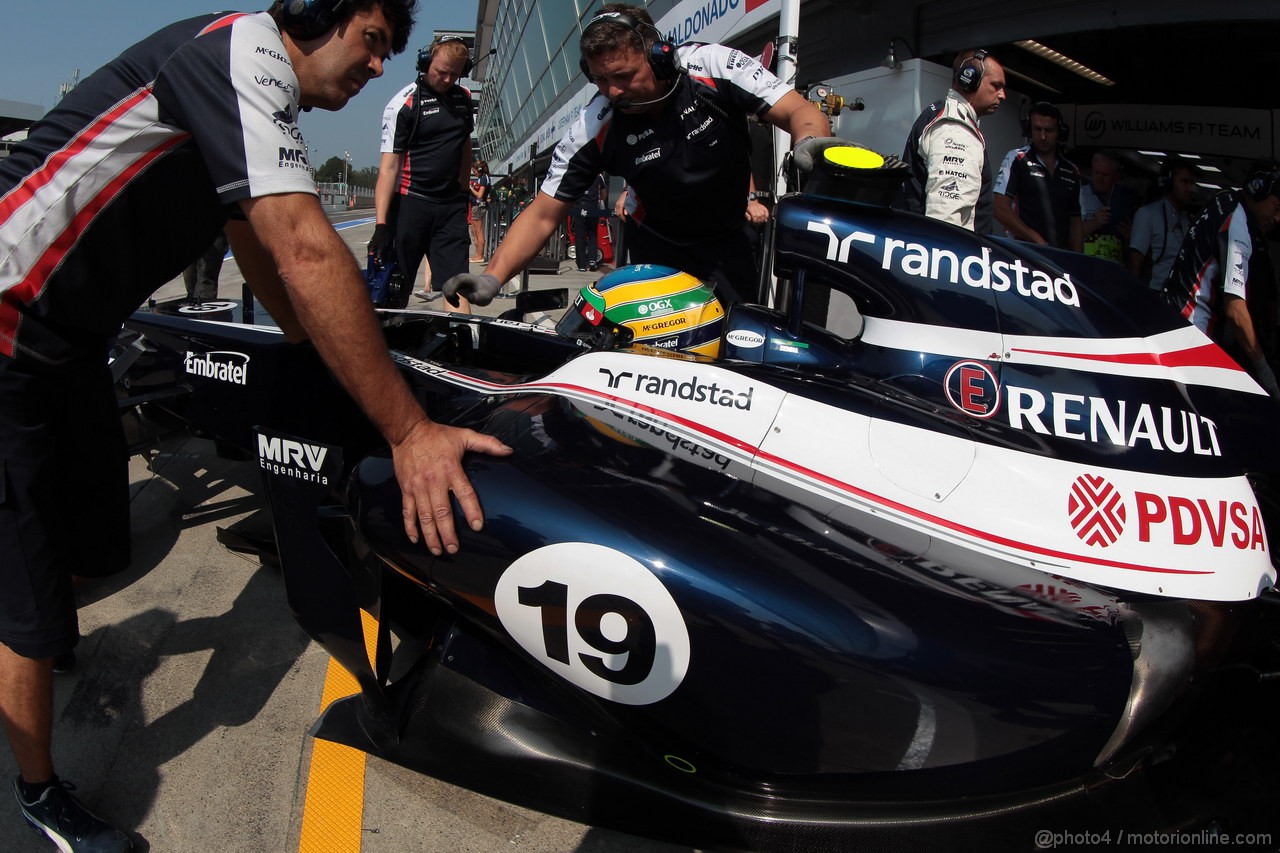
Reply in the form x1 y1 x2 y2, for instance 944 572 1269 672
555 265 725 358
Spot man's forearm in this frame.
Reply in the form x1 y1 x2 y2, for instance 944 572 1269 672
374 153 401 225
995 195 1042 243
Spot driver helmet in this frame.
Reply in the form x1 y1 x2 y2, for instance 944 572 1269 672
555 265 725 358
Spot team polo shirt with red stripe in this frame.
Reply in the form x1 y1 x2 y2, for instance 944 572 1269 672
542 43 787 244
1163 190 1256 340
385 82 473 202
0 12 317 362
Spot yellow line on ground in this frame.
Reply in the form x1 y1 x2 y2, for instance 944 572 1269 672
298 610 379 853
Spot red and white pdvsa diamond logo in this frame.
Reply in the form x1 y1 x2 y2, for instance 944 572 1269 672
1068 474 1126 547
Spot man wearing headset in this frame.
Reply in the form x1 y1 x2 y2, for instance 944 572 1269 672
1128 158 1197 289
443 2 831 308
1164 169 1280 398
993 101 1083 251
895 48 1006 233
370 36 476 312
0 2 511 847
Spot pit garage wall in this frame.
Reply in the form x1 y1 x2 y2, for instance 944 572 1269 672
820 64 1277 169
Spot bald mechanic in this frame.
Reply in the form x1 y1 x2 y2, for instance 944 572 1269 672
896 48 1006 232
443 2 831 308
0 2 509 848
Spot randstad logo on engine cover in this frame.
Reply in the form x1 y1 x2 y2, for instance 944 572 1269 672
806 221 1080 307
598 368 754 410
185 351 249 385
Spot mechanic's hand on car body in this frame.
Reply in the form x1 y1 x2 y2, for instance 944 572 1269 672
392 417 512 555
443 272 502 307
368 223 390 265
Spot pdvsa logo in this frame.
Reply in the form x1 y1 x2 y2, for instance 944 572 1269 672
1068 474 1126 547
1067 473 1266 552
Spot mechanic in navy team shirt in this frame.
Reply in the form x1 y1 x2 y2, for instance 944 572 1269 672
442 2 831 308
1164 169 1280 398
993 101 1083 252
370 36 476 311
0 2 510 848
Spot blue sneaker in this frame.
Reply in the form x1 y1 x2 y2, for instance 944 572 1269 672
13 776 131 852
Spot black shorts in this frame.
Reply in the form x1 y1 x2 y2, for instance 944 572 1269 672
394 194 469 292
0 352 129 659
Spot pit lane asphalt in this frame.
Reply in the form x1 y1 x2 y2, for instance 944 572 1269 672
0 214 693 853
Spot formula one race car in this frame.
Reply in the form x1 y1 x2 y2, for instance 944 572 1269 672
115 146 1280 850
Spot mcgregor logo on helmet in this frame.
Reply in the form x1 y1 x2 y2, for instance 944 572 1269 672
1067 473 1265 552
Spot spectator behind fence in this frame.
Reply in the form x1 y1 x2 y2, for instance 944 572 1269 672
441 3 831 308
571 174 606 272
469 159 491 262
1128 158 1197 289
994 102 1083 251
1164 168 1280 397
1080 151 1138 264
895 48 1006 233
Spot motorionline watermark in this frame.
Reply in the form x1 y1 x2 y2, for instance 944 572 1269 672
1035 829 1272 849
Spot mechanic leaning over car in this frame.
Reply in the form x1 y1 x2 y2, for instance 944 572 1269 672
1163 167 1280 399
0 2 511 849
442 2 833 309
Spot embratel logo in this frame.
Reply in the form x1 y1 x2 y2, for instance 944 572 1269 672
184 351 249 385
1068 474 1126 547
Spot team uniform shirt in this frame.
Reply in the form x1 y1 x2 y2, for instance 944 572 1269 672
994 146 1082 249
1079 182 1138 263
897 89 992 232
1164 190 1256 339
1130 197 1191 290
380 83 417 154
542 43 788 244
0 12 316 364
385 81 473 202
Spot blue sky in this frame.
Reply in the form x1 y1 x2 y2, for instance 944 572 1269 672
0 0 477 170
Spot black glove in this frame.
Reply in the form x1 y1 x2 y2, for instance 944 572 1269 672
442 272 502 307
790 136 840 174
367 223 390 265
1252 355 1280 399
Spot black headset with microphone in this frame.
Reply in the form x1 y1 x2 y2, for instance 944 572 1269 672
1245 170 1280 201
1020 101 1070 142
279 0 351 41
578 11 680 84
954 49 988 93
418 36 474 77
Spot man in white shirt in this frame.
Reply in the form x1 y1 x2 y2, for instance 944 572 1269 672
1128 158 1196 289
895 49 1007 233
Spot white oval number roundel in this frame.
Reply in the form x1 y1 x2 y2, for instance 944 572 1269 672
494 543 690 705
